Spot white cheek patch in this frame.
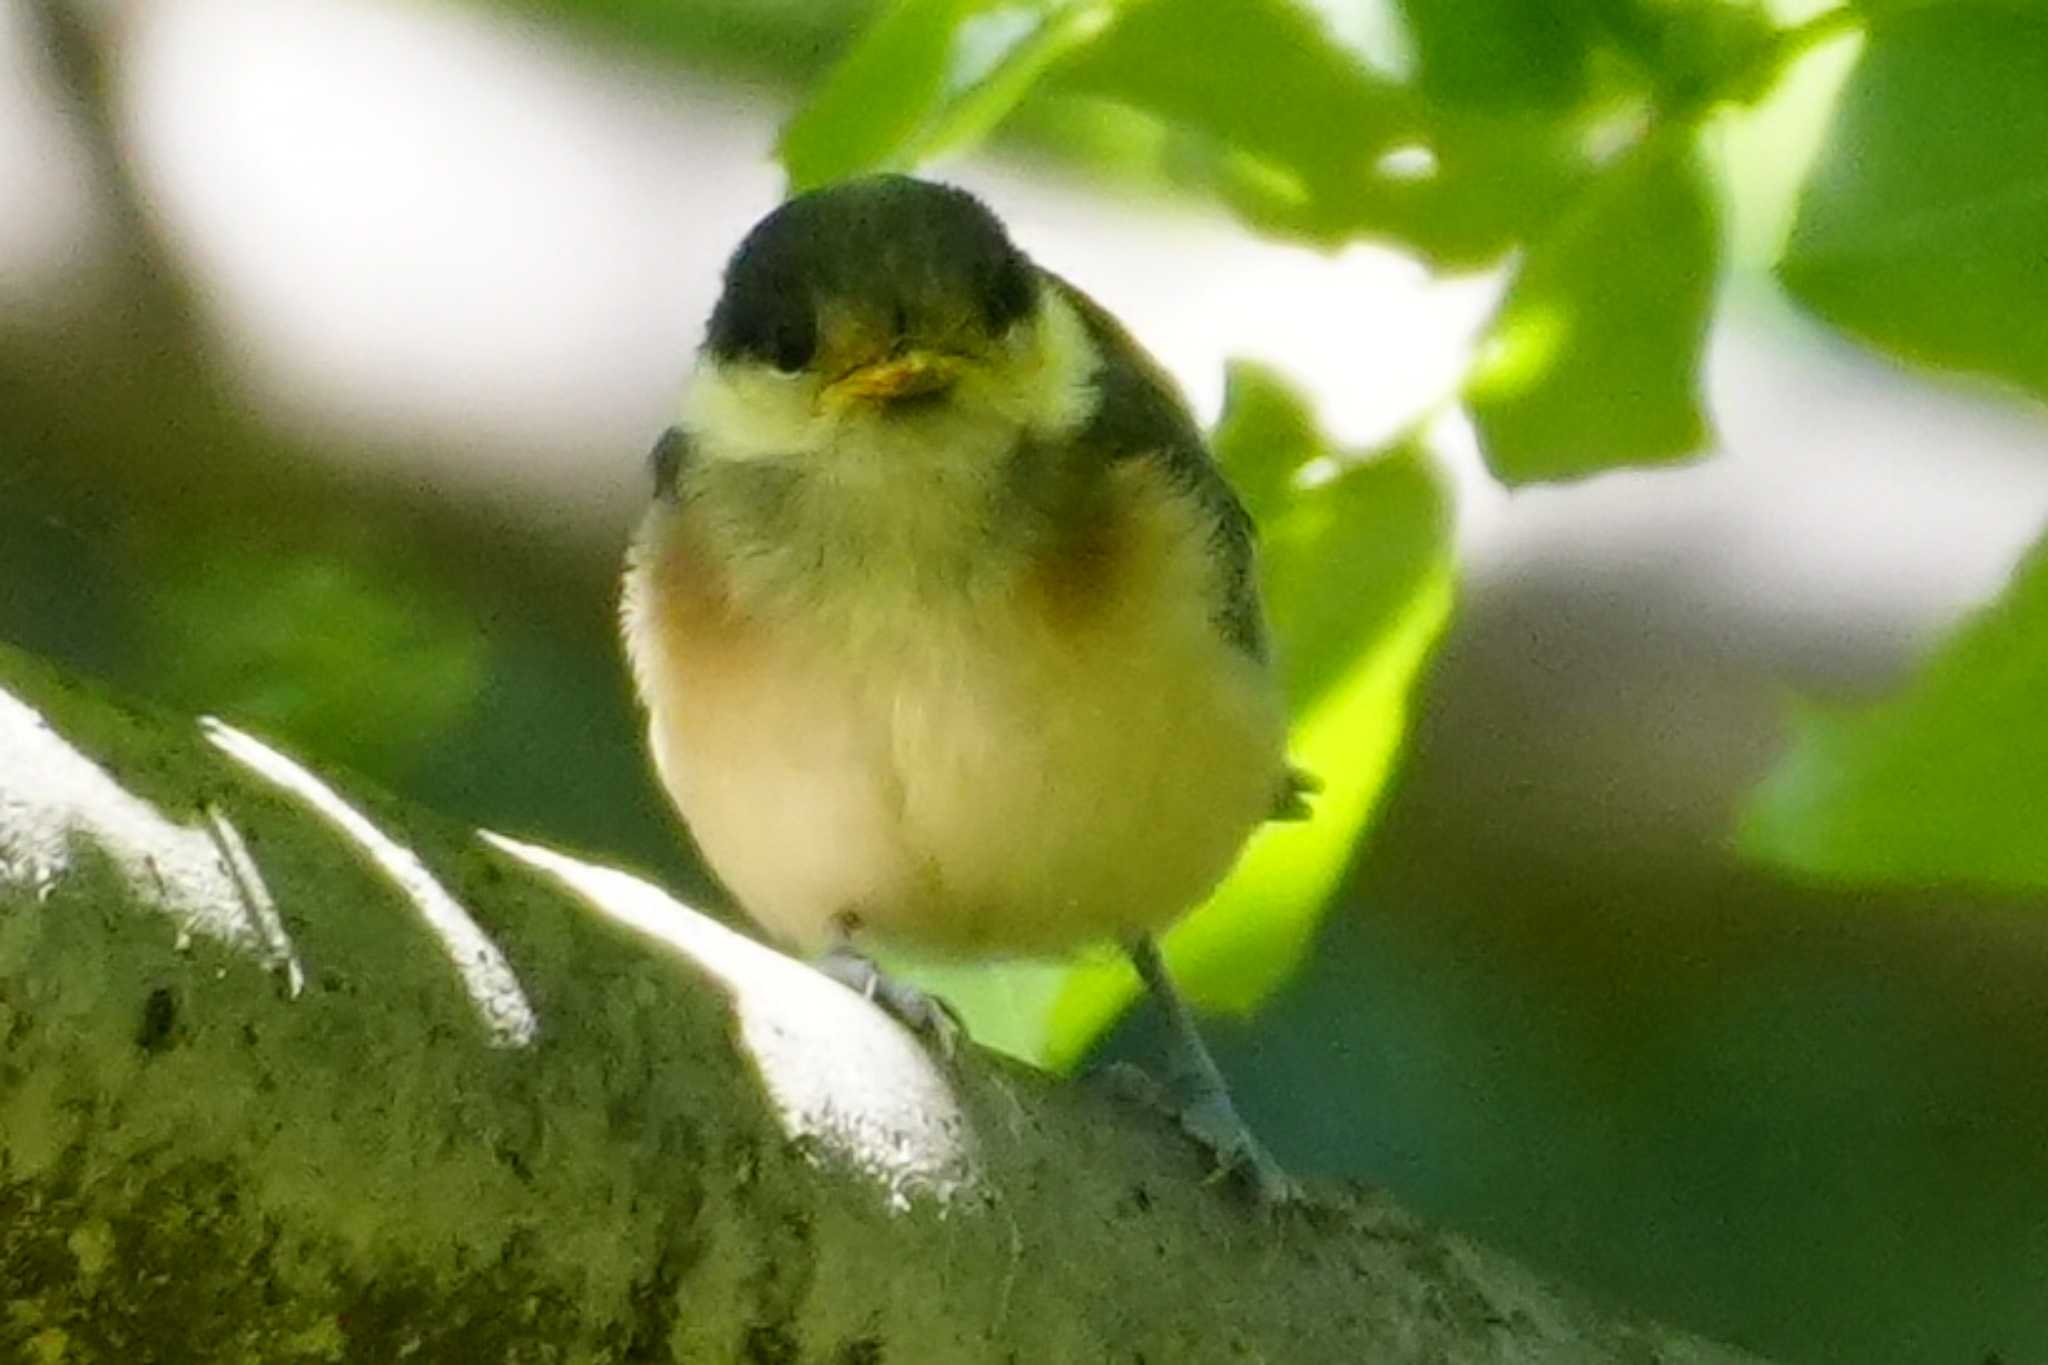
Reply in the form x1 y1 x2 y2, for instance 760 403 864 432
1001 287 1100 441
677 364 829 465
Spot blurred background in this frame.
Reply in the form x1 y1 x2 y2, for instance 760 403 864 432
5 0 2048 1360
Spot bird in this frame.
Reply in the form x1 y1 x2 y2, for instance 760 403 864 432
621 174 1305 1199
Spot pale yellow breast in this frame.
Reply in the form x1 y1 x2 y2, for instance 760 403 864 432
622 457 1286 956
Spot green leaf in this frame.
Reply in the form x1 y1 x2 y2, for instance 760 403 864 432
779 0 976 191
484 0 873 90
1050 0 1420 240
778 0 1122 191
1740 531 2048 893
1464 130 1722 485
1395 0 1598 112
1043 0 1605 262
1779 5 2048 401
916 4 1125 163
148 546 483 778
777 0 1606 263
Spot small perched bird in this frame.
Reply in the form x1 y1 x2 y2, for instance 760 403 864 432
623 175 1302 1197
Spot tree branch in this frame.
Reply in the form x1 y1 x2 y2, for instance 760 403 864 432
0 640 1773 1364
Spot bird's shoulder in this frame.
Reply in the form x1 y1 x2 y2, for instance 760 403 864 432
1046 273 1267 660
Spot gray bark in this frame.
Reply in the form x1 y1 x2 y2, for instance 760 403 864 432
0 642 1772 1364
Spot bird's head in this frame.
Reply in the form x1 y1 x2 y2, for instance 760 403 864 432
679 176 1099 470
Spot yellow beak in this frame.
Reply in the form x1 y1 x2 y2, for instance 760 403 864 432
824 351 964 408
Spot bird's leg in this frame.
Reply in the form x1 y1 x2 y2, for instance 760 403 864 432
813 932 964 1057
1128 935 1298 1203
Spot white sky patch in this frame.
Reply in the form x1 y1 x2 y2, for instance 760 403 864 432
203 717 537 1049
0 687 302 988
480 831 979 1213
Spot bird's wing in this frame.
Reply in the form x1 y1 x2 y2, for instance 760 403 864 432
1046 274 1268 662
1269 764 1322 821
648 425 693 500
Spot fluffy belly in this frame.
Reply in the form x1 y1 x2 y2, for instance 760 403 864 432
629 589 1282 953
668 624 1280 953
624 457 1288 956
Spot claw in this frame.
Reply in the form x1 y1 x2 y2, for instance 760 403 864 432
814 946 964 1058
1178 1090 1302 1205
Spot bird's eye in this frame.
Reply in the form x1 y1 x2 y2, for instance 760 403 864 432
769 314 815 373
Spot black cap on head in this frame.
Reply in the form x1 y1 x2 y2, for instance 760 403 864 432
704 175 1038 373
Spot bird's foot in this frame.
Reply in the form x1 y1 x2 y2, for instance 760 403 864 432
1173 1082 1302 1206
813 945 965 1057
1123 935 1302 1206
1090 1061 1301 1205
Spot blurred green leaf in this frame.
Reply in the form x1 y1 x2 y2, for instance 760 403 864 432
491 0 875 87
779 0 974 190
1043 0 1609 261
1740 531 2048 892
779 0 1122 190
1207 356 1323 523
1050 0 1426 243
1465 130 1721 484
1779 5 2048 401
1396 0 1598 112
918 4 1126 161
776 0 1613 263
149 546 483 778
892 365 1454 1070
1591 0 1785 110
1055 0 1412 178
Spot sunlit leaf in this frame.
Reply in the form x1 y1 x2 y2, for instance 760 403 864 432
1779 5 2048 401
779 0 975 190
779 0 1123 190
915 3 1125 162
1740 530 2048 893
1042 0 1599 261
489 0 873 88
1206 356 1322 524
1464 130 1721 484
1395 0 1597 112
1050 0 1418 240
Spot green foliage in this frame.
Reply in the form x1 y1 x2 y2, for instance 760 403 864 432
891 365 1455 1069
1740 532 2048 892
789 0 1613 264
1049 0 1424 245
780 0 1121 190
1396 0 1599 112
1734 2 2048 899
493 0 875 86
1465 131 1721 485
1780 3 2048 402
147 546 483 780
778 0 975 191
